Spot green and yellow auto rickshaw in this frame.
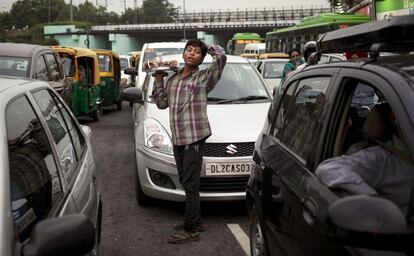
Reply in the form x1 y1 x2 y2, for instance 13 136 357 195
52 46 103 121
94 49 122 110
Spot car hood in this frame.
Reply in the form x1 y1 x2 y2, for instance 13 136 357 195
144 102 270 143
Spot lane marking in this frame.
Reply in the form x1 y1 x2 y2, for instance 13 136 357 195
227 224 250 256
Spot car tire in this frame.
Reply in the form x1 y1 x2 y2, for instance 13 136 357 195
92 104 102 122
134 168 152 206
250 205 268 256
117 100 122 111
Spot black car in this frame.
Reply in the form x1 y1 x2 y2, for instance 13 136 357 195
247 15 414 256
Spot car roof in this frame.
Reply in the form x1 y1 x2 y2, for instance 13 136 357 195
0 43 51 57
303 54 414 80
0 76 47 93
161 54 250 64
145 42 186 48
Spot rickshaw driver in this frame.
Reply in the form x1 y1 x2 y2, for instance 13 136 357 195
152 39 227 244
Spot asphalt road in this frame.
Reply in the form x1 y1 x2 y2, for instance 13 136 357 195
84 102 250 256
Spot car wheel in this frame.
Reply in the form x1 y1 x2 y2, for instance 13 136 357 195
133 167 152 206
250 205 268 256
117 100 122 111
92 104 102 122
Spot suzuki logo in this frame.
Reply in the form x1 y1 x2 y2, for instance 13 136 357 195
226 144 238 155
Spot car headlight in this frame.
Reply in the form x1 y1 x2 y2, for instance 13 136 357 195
144 118 173 154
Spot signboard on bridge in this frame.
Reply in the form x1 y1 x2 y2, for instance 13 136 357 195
376 0 414 20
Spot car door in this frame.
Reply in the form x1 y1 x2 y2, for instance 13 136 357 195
258 68 352 255
30 88 100 224
5 93 77 246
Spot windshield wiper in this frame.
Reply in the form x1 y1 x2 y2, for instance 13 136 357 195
207 97 227 102
216 95 269 104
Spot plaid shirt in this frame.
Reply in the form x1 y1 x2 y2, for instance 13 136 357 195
153 45 227 146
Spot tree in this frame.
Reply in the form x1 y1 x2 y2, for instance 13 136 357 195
140 0 178 23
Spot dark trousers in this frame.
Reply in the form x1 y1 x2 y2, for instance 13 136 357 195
173 138 206 230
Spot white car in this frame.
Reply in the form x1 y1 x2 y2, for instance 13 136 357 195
254 58 289 94
120 54 133 86
0 76 101 255
122 54 271 205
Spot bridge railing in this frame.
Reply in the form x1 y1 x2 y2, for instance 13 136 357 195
92 19 298 31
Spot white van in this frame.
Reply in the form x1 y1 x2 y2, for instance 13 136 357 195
136 42 186 89
243 43 266 55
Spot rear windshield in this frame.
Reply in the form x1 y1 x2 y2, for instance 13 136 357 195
142 47 184 71
0 56 30 78
263 61 287 78
146 63 270 102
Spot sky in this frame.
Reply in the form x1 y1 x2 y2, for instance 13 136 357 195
0 0 330 14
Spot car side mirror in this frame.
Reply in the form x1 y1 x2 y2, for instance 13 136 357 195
327 195 413 252
21 214 95 256
124 67 138 76
121 86 143 104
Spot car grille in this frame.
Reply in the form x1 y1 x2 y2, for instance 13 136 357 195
203 142 255 157
200 176 249 192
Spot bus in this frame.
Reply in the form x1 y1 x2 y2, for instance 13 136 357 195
227 33 264 55
265 13 371 54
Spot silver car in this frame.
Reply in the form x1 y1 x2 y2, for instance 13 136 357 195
0 76 101 255
122 54 271 205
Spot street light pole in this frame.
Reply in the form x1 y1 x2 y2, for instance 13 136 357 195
183 0 186 40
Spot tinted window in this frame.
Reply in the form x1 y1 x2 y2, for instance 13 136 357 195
44 53 61 81
273 77 330 162
7 96 63 241
32 90 78 185
0 56 29 77
35 56 49 81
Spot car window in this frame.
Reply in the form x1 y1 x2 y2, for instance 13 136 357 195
32 89 79 185
98 54 112 72
120 57 129 70
44 53 61 82
50 91 86 160
6 96 63 242
35 56 49 81
147 63 270 101
59 53 75 77
0 56 29 77
273 77 330 162
141 47 184 71
263 62 286 78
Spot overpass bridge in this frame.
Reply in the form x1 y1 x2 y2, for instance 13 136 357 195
45 7 331 53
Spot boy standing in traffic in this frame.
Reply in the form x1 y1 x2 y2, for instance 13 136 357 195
152 39 227 244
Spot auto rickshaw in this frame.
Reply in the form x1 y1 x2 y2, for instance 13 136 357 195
52 46 103 121
93 49 122 110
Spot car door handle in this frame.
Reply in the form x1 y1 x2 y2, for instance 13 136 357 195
272 192 284 203
301 197 318 225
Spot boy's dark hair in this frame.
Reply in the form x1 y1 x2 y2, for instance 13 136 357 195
288 48 300 58
184 39 208 57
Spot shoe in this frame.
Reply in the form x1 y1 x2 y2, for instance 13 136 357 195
167 230 200 244
173 223 207 232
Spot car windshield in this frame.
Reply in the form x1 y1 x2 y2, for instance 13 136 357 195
0 56 30 78
263 61 286 78
142 47 184 71
146 63 270 103
120 57 129 70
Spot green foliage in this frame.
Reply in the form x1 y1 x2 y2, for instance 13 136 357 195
141 0 178 23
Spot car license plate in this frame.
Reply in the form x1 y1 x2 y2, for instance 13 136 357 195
205 162 253 176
